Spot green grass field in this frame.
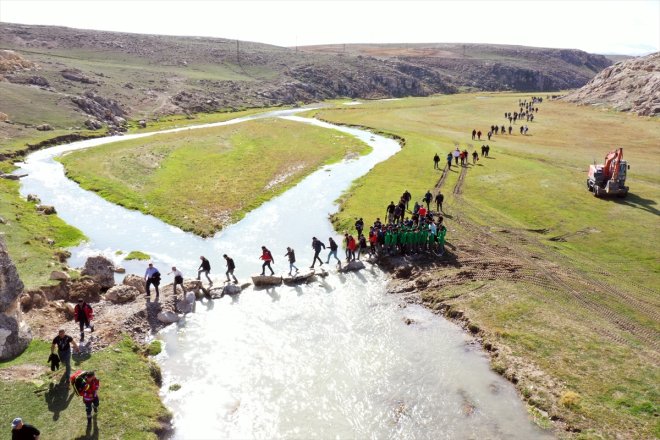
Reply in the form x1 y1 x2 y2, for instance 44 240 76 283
0 337 170 439
0 178 84 289
314 93 659 439
60 117 370 236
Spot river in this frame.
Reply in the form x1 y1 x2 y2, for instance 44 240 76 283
17 109 550 439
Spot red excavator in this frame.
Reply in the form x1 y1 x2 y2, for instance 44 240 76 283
587 147 629 198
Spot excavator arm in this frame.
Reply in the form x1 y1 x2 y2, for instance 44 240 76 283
603 148 623 180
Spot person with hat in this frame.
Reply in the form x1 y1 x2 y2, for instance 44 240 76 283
51 329 79 379
10 417 40 439
73 299 94 341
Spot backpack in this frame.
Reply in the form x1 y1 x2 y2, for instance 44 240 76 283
70 370 88 396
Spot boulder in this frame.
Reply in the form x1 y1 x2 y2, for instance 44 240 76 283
51 300 74 320
19 294 32 311
36 124 53 131
105 285 138 304
177 291 196 314
123 274 146 294
81 255 115 290
157 311 180 324
339 260 366 273
35 205 56 215
84 118 103 130
138 119 147 128
68 278 101 302
0 112 8 122
222 284 242 296
26 194 40 203
31 292 46 308
113 266 126 274
183 279 203 295
0 173 20 181
0 236 32 360
61 68 96 84
49 270 70 281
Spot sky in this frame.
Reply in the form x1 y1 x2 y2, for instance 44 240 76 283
0 0 658 55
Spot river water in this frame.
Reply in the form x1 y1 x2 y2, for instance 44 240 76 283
17 110 550 439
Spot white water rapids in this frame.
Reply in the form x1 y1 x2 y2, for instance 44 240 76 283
17 109 551 439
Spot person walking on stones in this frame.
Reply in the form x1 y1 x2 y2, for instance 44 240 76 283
144 262 161 297
435 192 444 213
310 237 326 268
51 329 79 380
223 255 238 283
284 247 299 276
197 256 212 286
168 266 186 298
11 418 40 440
260 246 275 276
80 371 100 425
433 153 440 169
326 237 341 266
73 299 94 342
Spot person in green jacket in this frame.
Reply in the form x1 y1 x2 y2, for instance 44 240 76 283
437 224 447 255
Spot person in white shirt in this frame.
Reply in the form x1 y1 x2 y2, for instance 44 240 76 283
168 266 185 298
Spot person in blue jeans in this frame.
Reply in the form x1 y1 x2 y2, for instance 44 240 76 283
284 247 299 276
51 329 79 380
326 237 341 265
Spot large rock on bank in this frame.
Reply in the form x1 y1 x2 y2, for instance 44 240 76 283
81 255 115 290
0 236 32 360
123 274 146 295
105 285 138 304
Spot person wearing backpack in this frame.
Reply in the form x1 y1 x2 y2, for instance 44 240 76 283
80 371 100 425
259 246 275 276
144 263 161 297
73 299 94 341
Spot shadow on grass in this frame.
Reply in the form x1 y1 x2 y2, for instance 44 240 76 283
608 193 660 217
73 415 99 440
45 382 74 421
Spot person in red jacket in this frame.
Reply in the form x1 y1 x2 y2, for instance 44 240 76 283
259 246 275 276
347 235 357 262
81 371 100 424
73 299 94 342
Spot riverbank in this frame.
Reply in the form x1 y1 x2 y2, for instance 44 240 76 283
59 116 369 236
314 94 659 439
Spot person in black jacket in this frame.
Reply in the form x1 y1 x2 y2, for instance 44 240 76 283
197 256 212 286
223 255 238 283
11 418 40 440
326 237 341 265
435 192 444 213
310 237 326 268
284 247 299 276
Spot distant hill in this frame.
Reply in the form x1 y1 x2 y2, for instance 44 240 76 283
563 52 659 116
300 43 612 92
0 23 612 142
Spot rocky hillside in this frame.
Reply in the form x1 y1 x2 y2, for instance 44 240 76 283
0 23 612 143
300 43 612 91
563 52 659 116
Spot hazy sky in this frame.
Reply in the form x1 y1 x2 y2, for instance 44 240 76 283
1 0 658 55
